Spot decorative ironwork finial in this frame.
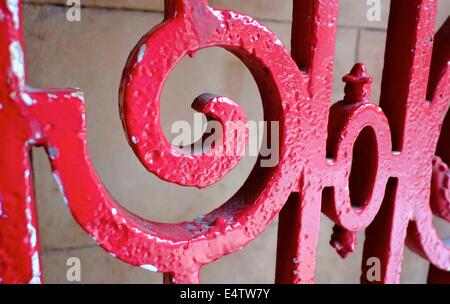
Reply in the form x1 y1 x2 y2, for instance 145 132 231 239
342 63 372 103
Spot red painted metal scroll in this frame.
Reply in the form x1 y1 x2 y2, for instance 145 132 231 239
0 0 448 284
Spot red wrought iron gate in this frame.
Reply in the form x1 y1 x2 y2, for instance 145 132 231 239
0 0 449 284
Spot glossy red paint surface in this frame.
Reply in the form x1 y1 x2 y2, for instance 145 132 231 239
0 0 448 284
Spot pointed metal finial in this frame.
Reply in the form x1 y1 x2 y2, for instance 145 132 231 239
342 63 372 104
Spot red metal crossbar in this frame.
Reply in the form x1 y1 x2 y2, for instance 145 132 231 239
0 0 448 284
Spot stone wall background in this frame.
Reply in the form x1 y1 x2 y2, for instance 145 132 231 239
20 0 450 283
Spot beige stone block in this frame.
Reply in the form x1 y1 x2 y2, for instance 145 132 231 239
25 0 164 12
400 249 429 284
202 221 278 283
24 0 292 21
316 215 363 284
210 0 292 21
437 0 450 30
338 0 390 29
42 246 162 283
339 0 448 33
332 27 359 103
357 29 387 104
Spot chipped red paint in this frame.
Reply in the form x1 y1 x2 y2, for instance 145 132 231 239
0 0 448 284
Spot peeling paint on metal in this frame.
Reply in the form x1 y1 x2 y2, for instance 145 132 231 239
8 40 24 82
21 93 35 106
6 0 19 29
28 252 41 284
140 264 158 272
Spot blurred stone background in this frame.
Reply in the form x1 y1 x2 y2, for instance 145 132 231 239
20 0 449 283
